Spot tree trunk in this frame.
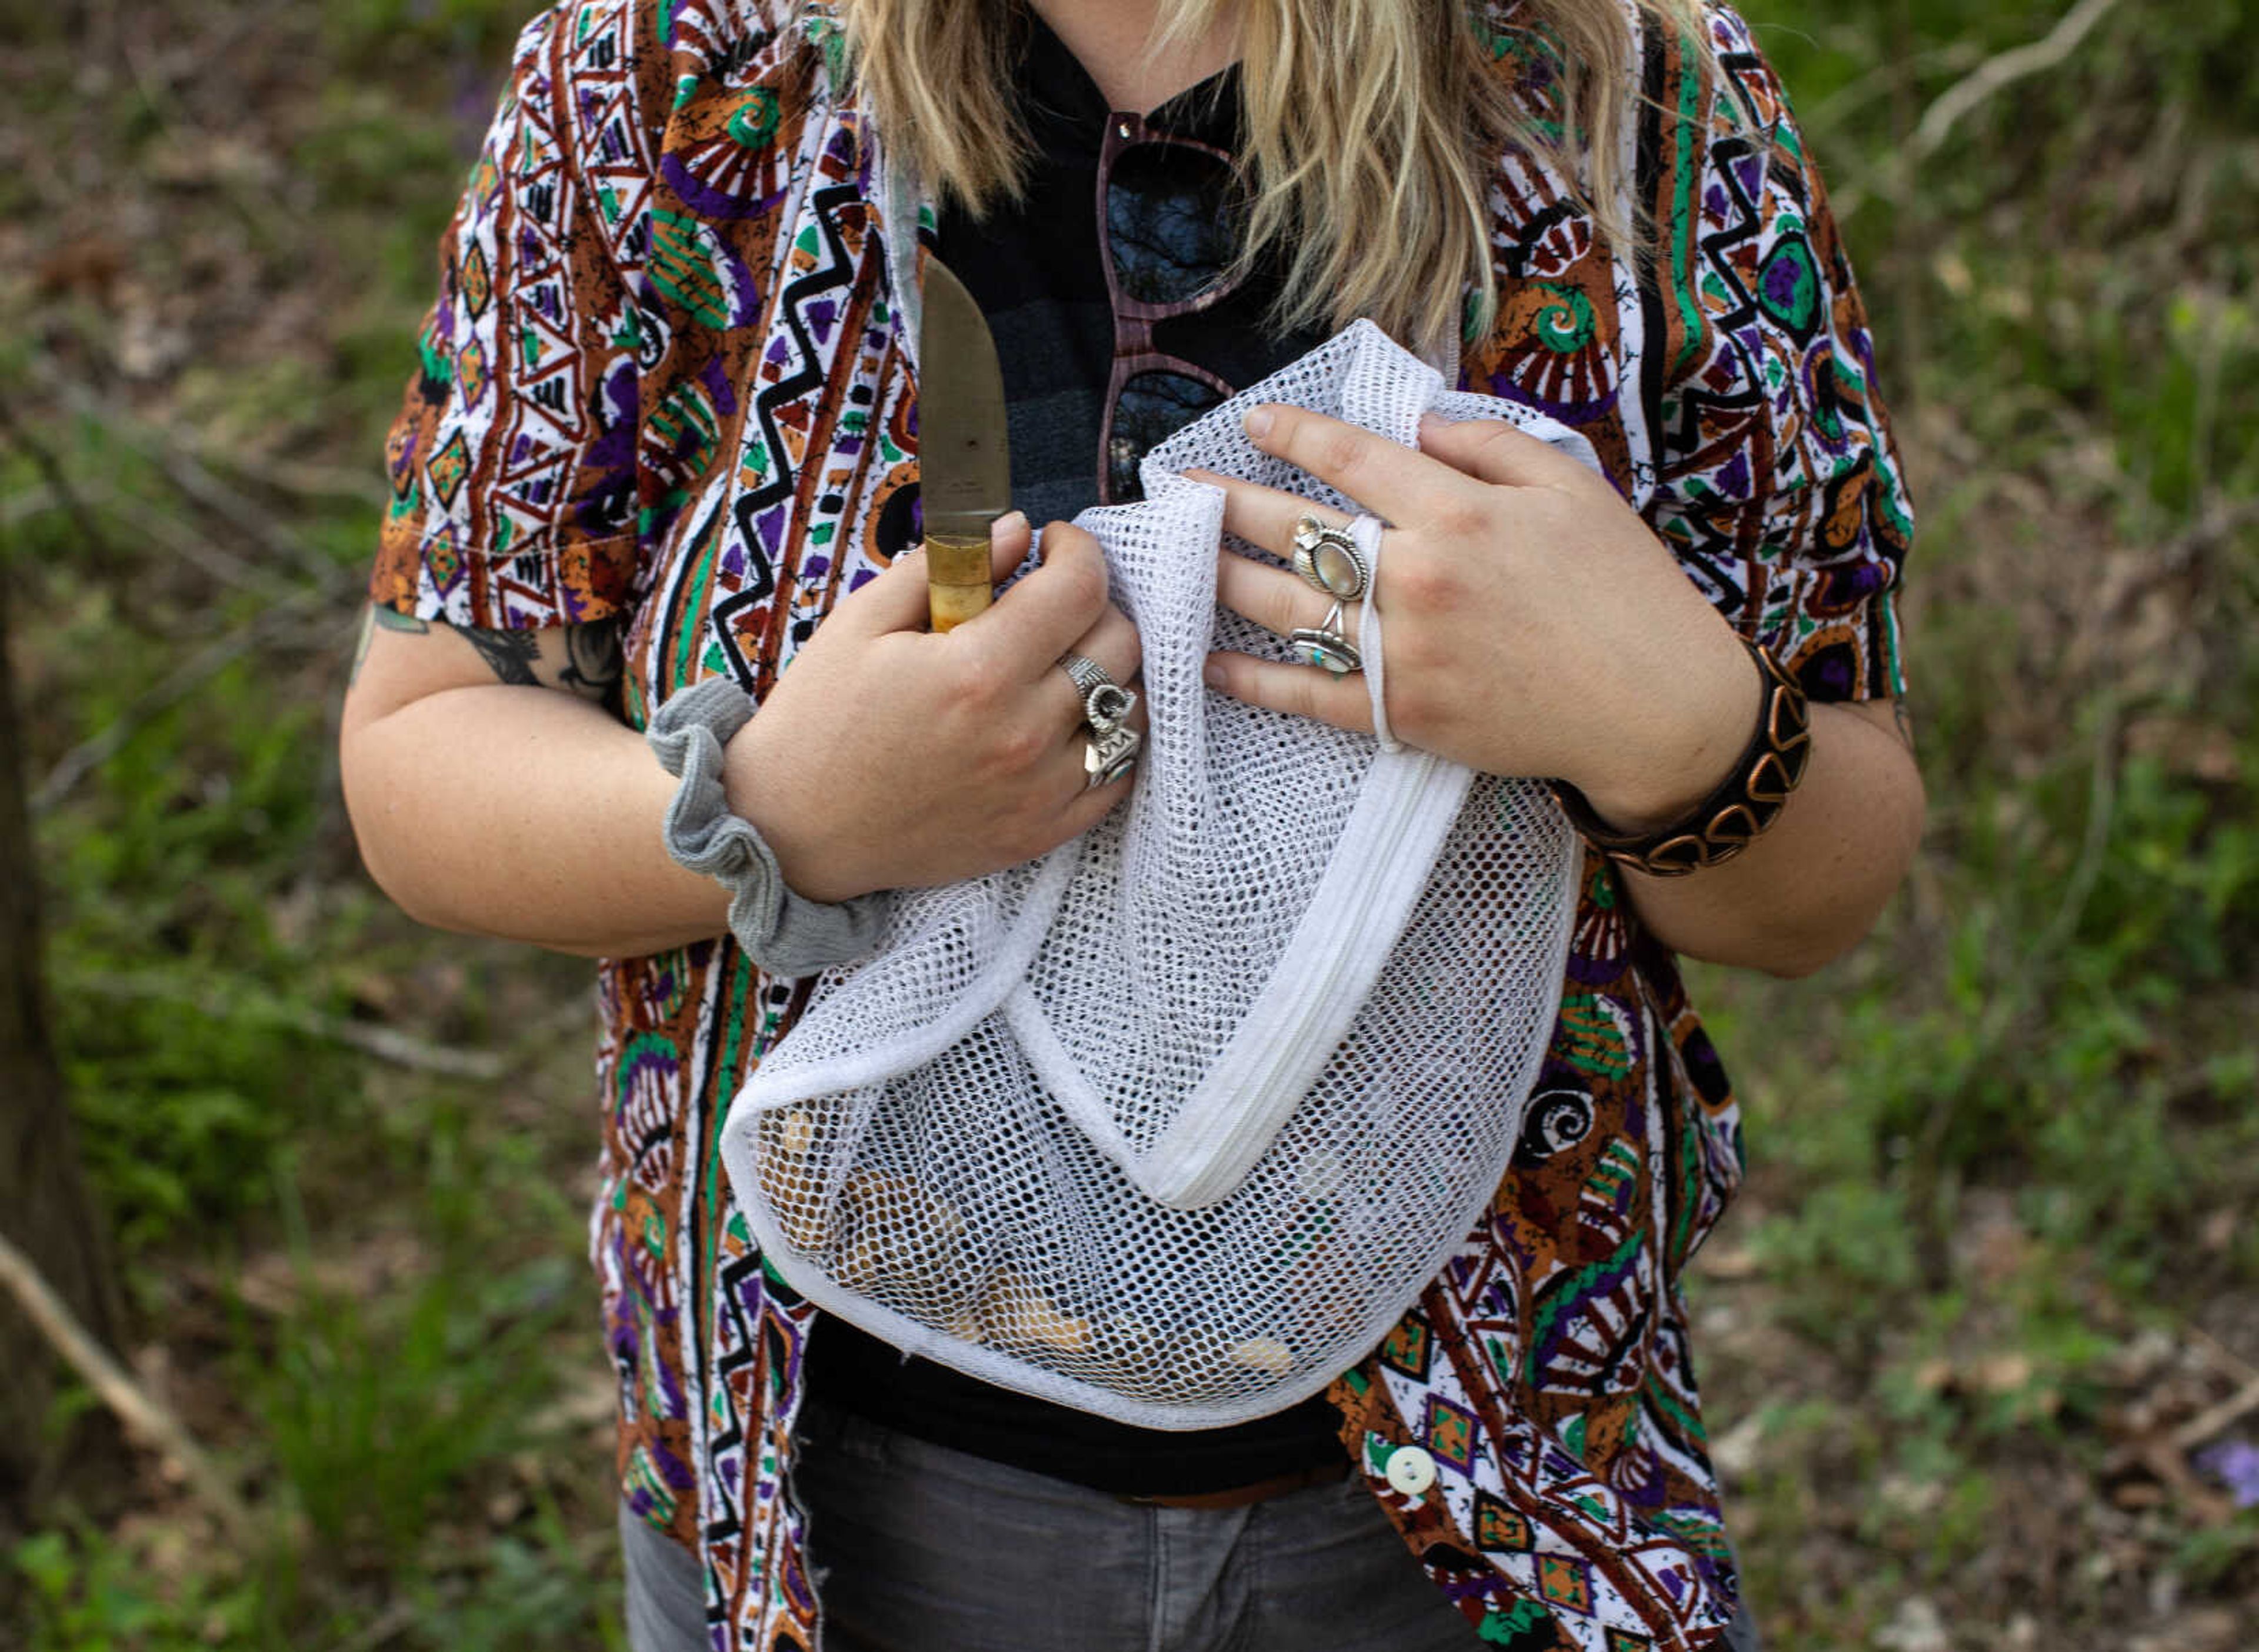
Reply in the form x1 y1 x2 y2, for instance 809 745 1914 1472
0 554 128 1531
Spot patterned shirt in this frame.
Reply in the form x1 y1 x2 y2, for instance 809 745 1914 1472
368 2 1912 1648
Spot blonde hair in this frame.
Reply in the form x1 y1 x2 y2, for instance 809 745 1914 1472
831 0 1709 358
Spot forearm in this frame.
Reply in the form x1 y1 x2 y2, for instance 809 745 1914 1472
1614 698 1925 978
342 683 729 959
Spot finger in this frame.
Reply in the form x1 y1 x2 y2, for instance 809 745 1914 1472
830 512 1030 638
1049 602 1144 723
959 521 1111 675
1214 547 1331 640
1201 650 1376 738
1416 414 1587 490
1189 467 1378 572
1241 405 1488 529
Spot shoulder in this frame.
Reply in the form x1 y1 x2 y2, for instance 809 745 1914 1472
502 0 823 155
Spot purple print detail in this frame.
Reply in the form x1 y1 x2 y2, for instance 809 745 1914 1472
722 544 747 578
801 558 831 581
658 152 791 223
1716 451 1751 499
1762 258 1804 311
699 355 742 417
849 568 879 592
805 298 838 346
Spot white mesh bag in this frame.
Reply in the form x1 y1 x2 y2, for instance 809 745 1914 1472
721 321 1591 1428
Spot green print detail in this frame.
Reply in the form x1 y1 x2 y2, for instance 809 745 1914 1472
652 382 722 475
1558 991 1633 1079
1585 1138 1641 1207
615 1032 680 1109
728 89 781 150
599 184 622 225
519 327 541 370
417 322 452 388
644 1210 667 1257
1477 1598 1558 1644
1755 236 1820 334
809 522 835 546
650 211 736 329
1525 1231 1645 1383
1533 284 1595 353
625 1447 679 1523
794 224 821 259
1562 1413 1588 1461
1665 46 1705 377
494 517 516 553
674 72 699 111
1650 1507 1733 1561
877 432 905 465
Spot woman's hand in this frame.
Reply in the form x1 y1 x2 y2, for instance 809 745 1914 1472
727 513 1145 904
1196 407 1759 832
1198 403 1926 978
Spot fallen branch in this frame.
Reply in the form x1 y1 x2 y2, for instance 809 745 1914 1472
78 971 512 1081
25 361 351 595
2173 1375 2259 1455
1910 0 2123 162
0 1229 258 1545
32 589 354 814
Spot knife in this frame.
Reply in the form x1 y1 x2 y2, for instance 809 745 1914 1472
919 254 1012 632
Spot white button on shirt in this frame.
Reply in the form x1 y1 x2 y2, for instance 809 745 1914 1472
1384 1445 1438 1498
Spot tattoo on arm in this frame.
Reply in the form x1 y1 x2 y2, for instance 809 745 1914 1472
558 622 625 700
1893 699 1917 752
458 627 544 687
354 605 430 686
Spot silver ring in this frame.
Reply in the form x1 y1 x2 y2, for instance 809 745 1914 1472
1058 653 1137 731
1084 722 1142 788
1288 600 1362 676
1291 516 1371 602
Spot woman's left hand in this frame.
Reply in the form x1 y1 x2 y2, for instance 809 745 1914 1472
1197 405 1761 834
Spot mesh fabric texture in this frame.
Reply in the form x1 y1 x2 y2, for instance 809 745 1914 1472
722 322 1591 1428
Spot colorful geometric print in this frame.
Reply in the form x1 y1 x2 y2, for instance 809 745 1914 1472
369 1 1912 1648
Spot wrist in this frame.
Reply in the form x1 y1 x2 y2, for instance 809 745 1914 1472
1571 631 1764 835
721 714 872 906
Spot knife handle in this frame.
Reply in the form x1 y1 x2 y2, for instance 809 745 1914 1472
925 533 994 633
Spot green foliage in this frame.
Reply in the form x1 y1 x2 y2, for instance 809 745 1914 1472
12 1528 264 1652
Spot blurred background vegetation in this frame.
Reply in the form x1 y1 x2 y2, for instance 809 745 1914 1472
0 0 2253 1646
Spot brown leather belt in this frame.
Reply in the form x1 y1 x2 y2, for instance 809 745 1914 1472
1117 1460 1349 1510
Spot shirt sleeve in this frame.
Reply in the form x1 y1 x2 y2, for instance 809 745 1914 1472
370 5 642 629
1644 3 1913 702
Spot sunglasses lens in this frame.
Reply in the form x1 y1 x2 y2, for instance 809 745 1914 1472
1108 370 1227 503
1107 142 1237 308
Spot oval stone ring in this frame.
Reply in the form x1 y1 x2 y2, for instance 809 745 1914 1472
1291 515 1371 603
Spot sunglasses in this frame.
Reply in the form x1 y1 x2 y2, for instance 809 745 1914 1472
1095 112 1251 505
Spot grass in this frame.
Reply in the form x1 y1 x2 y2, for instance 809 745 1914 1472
3 0 2255 1646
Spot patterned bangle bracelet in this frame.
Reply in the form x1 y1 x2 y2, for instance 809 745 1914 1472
1551 640 1814 878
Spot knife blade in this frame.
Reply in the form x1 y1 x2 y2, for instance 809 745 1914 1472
918 253 1013 632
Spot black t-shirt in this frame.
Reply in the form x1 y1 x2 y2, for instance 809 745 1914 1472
802 9 1344 1498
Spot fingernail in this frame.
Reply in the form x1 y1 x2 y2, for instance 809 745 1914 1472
997 509 1028 534
1243 407 1274 441
1204 657 1227 690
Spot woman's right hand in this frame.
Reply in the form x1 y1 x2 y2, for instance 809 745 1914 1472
725 512 1144 904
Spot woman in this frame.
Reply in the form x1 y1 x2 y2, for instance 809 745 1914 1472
341 0 1923 1647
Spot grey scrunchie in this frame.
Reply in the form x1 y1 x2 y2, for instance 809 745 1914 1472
647 676 892 978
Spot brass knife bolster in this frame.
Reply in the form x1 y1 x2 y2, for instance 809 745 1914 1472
926 532 994 632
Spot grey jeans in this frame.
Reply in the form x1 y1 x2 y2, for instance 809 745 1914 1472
621 1403 1764 1652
